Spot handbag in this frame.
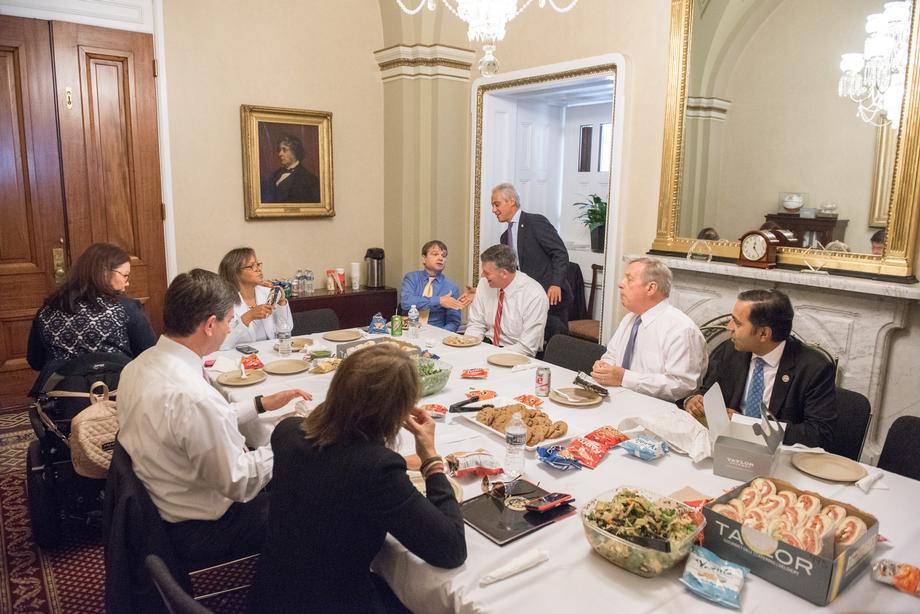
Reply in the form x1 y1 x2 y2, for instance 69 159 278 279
42 381 118 479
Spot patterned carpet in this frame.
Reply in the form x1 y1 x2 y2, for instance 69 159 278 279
0 410 250 613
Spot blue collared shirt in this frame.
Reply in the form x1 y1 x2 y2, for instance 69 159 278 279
400 270 461 332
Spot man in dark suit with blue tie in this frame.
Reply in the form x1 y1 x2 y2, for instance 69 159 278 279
491 183 572 342
683 289 837 449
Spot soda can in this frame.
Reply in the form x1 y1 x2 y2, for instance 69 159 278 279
390 314 403 336
535 366 551 397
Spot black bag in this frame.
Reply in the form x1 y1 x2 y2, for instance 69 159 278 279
38 352 131 426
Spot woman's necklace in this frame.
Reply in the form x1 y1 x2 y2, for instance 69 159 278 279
241 290 257 309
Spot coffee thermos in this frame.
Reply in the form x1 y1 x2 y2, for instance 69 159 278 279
364 248 385 288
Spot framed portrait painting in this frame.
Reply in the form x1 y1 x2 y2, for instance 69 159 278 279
240 104 334 219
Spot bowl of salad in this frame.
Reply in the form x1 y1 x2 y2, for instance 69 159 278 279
417 358 452 397
581 486 705 577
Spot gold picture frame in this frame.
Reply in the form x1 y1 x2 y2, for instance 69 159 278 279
240 104 334 219
653 0 920 279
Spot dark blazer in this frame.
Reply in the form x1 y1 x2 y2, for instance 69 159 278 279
696 337 837 449
247 417 467 613
264 164 320 203
501 210 571 296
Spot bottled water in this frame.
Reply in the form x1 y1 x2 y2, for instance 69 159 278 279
504 412 526 478
276 310 293 356
304 269 314 294
407 304 420 337
292 269 303 296
299 269 308 294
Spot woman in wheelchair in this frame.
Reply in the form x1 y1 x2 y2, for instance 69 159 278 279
26 242 156 395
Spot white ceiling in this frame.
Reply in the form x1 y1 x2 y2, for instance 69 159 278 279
491 75 614 107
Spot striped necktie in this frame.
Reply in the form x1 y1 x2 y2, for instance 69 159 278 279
493 289 505 347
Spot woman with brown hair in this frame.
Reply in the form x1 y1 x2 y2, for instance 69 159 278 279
218 247 292 350
248 344 466 613
26 242 156 394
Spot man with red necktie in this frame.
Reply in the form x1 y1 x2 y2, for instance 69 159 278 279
464 245 548 357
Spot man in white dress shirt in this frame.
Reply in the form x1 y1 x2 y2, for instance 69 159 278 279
590 257 707 402
465 245 549 357
117 269 309 564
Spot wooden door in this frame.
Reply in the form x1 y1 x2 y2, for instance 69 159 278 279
53 21 166 331
0 16 67 406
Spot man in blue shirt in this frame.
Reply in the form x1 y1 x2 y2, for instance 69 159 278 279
400 240 466 332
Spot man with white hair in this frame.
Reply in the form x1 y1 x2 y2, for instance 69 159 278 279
591 257 707 402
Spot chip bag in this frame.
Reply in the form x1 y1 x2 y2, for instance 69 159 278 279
368 312 388 334
620 433 669 461
585 426 629 448
681 546 749 609
240 354 264 370
566 437 608 469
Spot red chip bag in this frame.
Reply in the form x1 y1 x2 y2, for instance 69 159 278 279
461 368 489 379
566 437 608 469
241 354 264 370
585 426 629 448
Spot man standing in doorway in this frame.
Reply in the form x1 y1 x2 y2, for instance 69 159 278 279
491 182 572 342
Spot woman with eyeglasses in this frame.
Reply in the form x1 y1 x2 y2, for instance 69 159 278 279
27 242 156 394
247 344 466 613
218 247 292 350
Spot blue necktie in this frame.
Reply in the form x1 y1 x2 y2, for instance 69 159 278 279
506 221 515 250
621 316 642 370
744 357 766 417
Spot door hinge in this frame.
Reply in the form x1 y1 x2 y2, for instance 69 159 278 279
152 59 158 77
161 202 166 220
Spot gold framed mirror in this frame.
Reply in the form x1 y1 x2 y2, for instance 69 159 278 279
653 0 920 279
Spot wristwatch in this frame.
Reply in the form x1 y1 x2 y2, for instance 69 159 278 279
254 395 265 414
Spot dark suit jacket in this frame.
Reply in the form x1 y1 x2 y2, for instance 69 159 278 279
263 164 320 203
696 337 837 449
501 211 571 293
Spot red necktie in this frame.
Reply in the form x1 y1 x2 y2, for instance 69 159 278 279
493 289 505 347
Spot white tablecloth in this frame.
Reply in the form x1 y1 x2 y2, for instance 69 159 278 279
205 327 919 614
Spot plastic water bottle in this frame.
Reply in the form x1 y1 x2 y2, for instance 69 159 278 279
299 269 308 294
504 412 526 478
407 304 420 337
276 310 293 356
304 269 314 294
292 269 303 296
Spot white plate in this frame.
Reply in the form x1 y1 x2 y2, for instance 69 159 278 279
548 387 602 407
263 359 311 375
486 353 531 367
455 412 571 453
791 452 867 482
272 337 314 352
323 329 363 342
216 370 267 386
443 335 483 347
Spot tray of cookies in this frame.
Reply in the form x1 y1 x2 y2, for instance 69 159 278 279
456 402 570 452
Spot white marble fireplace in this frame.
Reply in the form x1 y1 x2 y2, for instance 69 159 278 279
639 255 920 462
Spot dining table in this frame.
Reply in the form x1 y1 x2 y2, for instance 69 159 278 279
205 325 919 614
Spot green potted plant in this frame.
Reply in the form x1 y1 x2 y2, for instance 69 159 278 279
573 194 608 253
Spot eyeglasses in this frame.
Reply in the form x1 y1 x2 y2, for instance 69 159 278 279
110 269 130 279
240 262 263 271
480 476 539 502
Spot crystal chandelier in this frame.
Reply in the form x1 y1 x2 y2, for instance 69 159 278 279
838 1 912 128
395 0 578 76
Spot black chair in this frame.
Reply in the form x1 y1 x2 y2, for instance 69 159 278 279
827 388 870 461
291 308 339 335
877 416 920 481
568 264 603 344
145 554 212 614
104 441 257 613
543 334 606 374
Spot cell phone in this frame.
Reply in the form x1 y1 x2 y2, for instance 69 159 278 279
524 492 574 513
235 345 259 354
267 286 282 305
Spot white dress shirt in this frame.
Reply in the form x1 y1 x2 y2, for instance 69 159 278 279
220 284 293 350
465 271 548 357
117 336 273 523
600 300 708 402
740 340 786 414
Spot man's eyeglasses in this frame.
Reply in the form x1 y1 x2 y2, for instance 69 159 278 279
111 269 130 279
240 262 263 271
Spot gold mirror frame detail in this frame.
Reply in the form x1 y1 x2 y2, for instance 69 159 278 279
653 0 920 279
471 63 617 280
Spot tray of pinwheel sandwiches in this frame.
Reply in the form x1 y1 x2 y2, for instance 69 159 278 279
702 476 878 606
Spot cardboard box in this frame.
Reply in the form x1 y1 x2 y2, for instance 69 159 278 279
704 384 784 481
702 477 878 606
